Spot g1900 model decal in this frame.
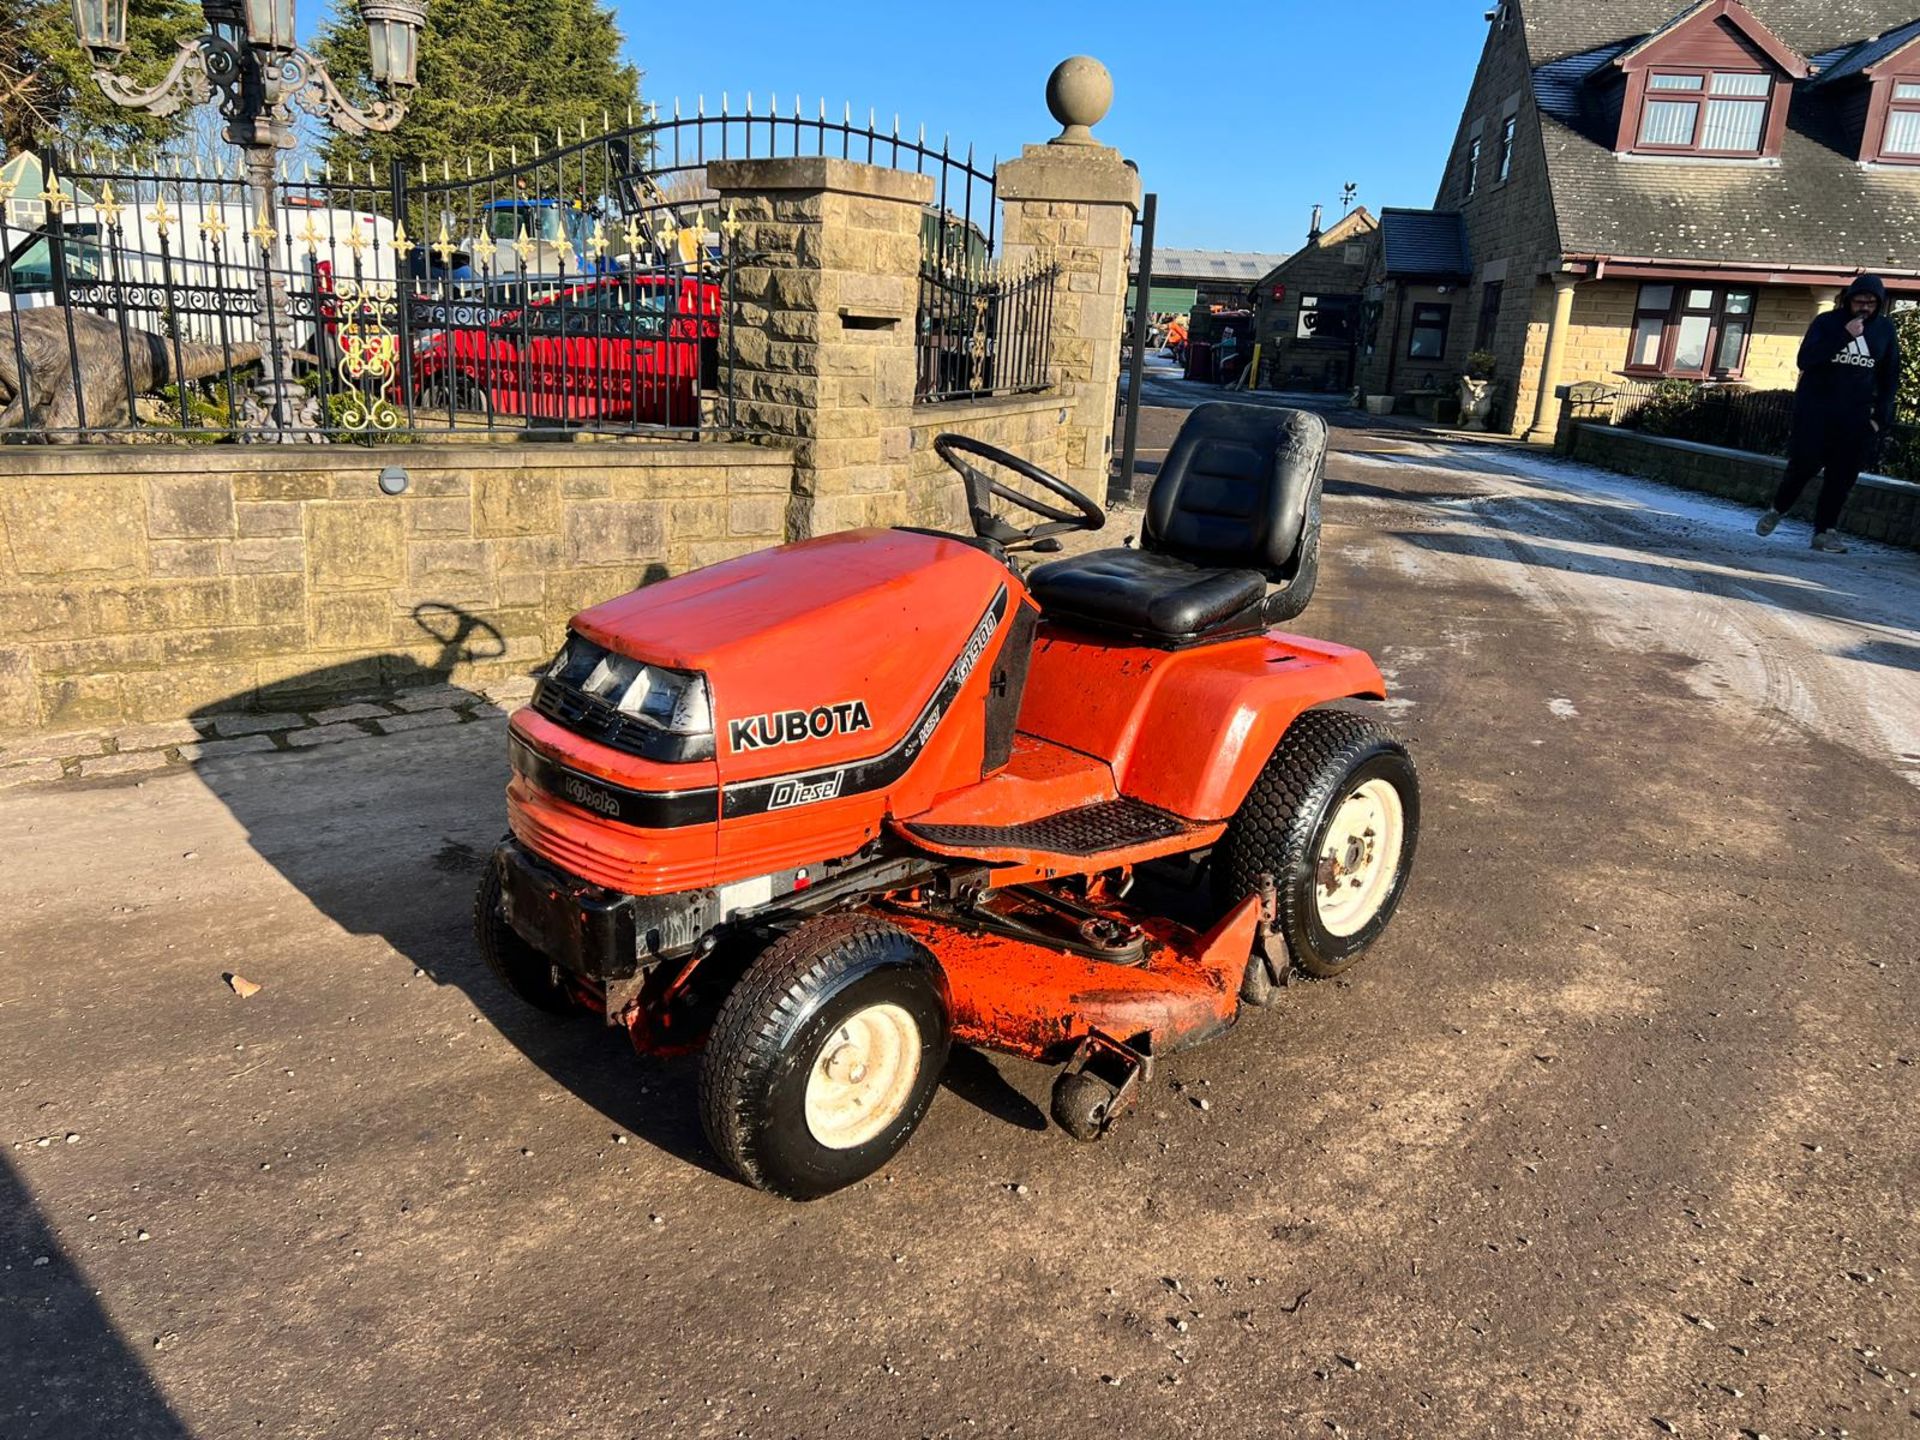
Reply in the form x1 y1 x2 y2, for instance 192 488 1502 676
727 701 872 753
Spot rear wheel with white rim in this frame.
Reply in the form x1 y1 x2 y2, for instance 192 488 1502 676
1213 708 1420 978
699 914 950 1199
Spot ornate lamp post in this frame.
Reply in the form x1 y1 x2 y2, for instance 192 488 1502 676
70 0 426 437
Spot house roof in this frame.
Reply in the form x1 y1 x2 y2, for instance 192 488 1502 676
1524 0 1920 273
1134 248 1292 283
1252 209 1379 287
1809 16 1920 84
1611 0 1811 74
1522 0 1905 64
1379 209 1473 278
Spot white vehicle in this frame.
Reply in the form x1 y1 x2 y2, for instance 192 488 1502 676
0 197 397 355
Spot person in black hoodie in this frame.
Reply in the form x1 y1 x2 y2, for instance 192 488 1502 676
1756 274 1901 553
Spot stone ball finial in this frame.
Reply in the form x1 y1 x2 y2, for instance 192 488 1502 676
1046 56 1112 146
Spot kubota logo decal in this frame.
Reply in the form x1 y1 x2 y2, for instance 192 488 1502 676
561 775 621 817
727 701 873 753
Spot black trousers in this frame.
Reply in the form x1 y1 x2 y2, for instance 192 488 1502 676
1773 410 1875 533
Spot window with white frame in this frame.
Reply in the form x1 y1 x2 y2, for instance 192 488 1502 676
1635 70 1773 155
1883 79 1920 160
1626 283 1756 376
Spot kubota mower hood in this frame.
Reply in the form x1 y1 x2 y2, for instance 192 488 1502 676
565 527 1020 786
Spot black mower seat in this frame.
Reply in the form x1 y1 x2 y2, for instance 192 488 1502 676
1026 549 1266 642
1028 402 1329 645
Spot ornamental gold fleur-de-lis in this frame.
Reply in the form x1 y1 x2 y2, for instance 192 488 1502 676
432 218 456 266
586 218 609 260
201 210 229 245
392 220 411 256
721 202 740 244
342 222 367 257
146 197 175 238
95 181 124 228
41 168 71 216
297 216 324 254
622 215 646 257
655 213 678 260
512 225 536 268
249 206 277 253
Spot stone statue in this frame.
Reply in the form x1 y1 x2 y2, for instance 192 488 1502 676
0 308 263 442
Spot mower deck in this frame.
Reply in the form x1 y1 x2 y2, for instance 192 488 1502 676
885 894 1261 1061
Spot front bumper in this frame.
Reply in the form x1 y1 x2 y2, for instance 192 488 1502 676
494 838 718 983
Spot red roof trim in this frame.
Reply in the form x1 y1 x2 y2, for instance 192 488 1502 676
1614 0 1812 80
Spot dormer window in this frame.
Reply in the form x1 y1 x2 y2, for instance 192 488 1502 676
1600 0 1810 160
1880 79 1920 160
1637 70 1773 153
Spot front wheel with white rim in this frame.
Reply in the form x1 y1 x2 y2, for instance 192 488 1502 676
1213 708 1420 978
699 914 950 1199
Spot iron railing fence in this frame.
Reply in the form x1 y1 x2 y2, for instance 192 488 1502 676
0 98 1050 444
1571 377 1920 484
916 244 1056 402
2 144 745 442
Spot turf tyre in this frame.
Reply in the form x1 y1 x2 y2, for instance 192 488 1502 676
1213 709 1419 978
699 914 950 1199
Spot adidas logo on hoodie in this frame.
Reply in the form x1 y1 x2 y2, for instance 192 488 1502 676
1835 334 1878 369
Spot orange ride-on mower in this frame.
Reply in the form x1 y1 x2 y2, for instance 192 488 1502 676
478 401 1419 1198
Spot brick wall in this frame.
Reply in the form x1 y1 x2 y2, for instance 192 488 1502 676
0 442 795 734
1567 423 1920 549
906 394 1070 533
1251 221 1375 392
997 145 1140 503
1505 280 1826 429
1359 9 1564 428
709 158 929 539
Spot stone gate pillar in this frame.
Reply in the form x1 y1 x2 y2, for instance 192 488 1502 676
707 157 933 540
995 58 1141 503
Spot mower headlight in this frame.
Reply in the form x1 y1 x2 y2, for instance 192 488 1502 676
549 635 712 736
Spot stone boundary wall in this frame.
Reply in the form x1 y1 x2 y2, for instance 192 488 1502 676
906 393 1069 532
1567 424 1920 550
0 441 795 735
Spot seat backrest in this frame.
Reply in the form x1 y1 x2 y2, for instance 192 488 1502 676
1141 402 1327 585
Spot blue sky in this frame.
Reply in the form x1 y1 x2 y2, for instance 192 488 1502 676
615 0 1492 254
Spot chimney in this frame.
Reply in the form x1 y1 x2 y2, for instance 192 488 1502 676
1308 204 1324 242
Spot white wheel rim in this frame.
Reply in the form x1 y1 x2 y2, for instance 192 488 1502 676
1315 777 1405 938
802 1002 923 1150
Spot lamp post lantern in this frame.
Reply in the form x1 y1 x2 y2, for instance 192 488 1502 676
75 0 426 437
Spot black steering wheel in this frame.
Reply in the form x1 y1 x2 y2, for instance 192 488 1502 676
933 432 1105 549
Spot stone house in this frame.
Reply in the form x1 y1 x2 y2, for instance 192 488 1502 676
1356 0 1920 437
1249 207 1378 393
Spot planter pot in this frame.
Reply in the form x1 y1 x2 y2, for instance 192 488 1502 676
1458 375 1497 431
1364 394 1395 416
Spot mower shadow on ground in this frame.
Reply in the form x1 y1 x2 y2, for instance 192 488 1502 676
0 1156 192 1440
180 607 738 1181
179 605 1078 1181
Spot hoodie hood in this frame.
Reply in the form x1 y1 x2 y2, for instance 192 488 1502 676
1839 274 1889 311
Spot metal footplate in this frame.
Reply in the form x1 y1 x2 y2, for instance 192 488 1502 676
1050 1029 1154 1141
